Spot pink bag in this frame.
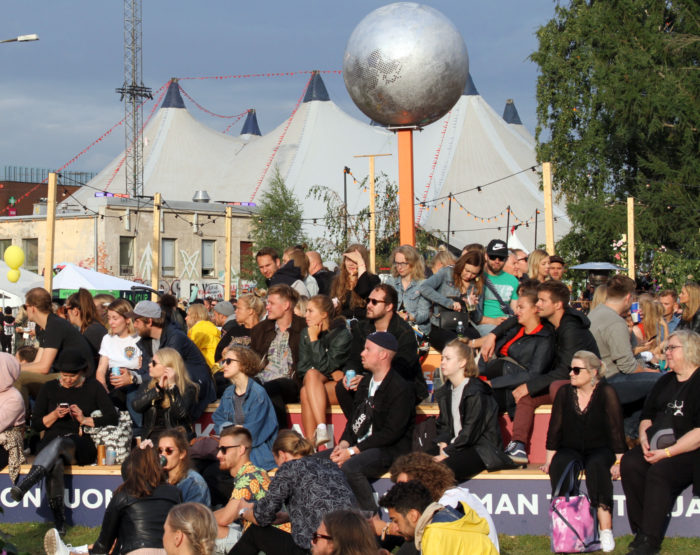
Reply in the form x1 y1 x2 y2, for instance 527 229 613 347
549 460 600 553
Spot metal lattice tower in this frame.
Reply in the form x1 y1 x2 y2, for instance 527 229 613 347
116 0 152 198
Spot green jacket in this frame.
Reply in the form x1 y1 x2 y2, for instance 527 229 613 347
297 318 352 379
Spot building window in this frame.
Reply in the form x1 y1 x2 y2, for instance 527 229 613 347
202 240 215 278
0 239 11 256
162 238 176 277
22 238 38 273
119 237 134 275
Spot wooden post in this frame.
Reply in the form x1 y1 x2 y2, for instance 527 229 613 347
627 197 635 279
151 193 161 301
354 153 391 274
397 129 416 246
44 172 57 292
542 162 555 255
224 206 233 301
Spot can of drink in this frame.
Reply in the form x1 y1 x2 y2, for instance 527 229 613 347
426 379 434 402
105 448 117 466
111 367 121 377
96 444 106 466
345 369 356 387
631 302 641 323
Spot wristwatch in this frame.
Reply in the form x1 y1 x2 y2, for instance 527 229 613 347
347 447 356 456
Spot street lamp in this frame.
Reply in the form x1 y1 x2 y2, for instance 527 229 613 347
0 34 39 44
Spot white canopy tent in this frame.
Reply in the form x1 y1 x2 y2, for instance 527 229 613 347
52 263 147 296
0 261 44 308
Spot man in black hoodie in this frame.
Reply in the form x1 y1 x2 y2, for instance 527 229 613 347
480 280 599 464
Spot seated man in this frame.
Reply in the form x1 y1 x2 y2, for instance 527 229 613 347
380 481 498 555
214 426 289 555
479 240 519 335
322 332 415 512
338 284 426 410
250 284 306 429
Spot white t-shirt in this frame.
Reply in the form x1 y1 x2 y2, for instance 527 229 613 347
98 333 142 369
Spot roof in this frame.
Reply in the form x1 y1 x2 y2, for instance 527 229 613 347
161 79 186 109
502 99 522 125
303 71 330 102
241 109 261 136
464 73 479 96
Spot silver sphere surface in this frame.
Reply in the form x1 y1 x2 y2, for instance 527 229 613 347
343 2 469 127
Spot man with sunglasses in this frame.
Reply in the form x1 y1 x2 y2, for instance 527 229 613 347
479 239 519 334
213 426 286 554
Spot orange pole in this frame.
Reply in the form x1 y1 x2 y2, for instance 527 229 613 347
397 129 416 246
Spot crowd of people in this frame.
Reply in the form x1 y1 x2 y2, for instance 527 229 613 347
0 241 698 555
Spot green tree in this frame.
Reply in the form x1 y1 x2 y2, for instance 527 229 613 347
249 167 307 285
532 0 700 263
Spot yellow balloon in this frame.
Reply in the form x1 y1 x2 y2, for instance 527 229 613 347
3 245 25 269
7 269 20 283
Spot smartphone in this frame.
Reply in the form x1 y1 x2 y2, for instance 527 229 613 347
59 402 69 409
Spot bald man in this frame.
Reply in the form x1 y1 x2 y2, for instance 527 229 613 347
306 251 335 296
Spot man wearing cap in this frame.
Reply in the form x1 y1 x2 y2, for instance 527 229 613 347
212 301 238 362
548 255 566 281
479 239 519 334
322 331 415 512
131 300 216 420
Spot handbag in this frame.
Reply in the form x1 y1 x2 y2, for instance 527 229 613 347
438 309 469 331
549 460 600 553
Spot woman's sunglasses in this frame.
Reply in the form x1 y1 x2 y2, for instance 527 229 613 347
221 358 237 366
569 366 587 376
158 447 175 455
311 532 332 544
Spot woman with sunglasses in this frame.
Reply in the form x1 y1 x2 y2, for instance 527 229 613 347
420 250 485 351
132 347 199 440
386 245 431 337
298 295 352 447
212 346 278 470
329 244 380 320
543 351 626 553
159 427 211 505
620 330 700 555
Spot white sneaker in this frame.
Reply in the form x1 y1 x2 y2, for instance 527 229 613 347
599 529 615 552
44 529 70 555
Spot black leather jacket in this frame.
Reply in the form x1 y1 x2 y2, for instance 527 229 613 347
90 483 180 554
132 381 197 439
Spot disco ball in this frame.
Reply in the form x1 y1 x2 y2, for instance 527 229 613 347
343 2 469 127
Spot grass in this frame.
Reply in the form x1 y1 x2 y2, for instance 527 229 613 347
1 523 699 554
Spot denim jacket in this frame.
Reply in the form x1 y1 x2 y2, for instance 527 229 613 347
212 379 278 470
419 266 484 327
386 276 432 335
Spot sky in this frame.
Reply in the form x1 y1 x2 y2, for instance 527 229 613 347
1 1 557 177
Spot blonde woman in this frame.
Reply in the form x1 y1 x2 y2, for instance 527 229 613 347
386 245 431 336
163 502 218 555
132 347 199 439
527 249 550 283
429 248 457 276
632 294 669 360
679 282 700 333
95 299 142 392
215 293 265 361
187 303 221 370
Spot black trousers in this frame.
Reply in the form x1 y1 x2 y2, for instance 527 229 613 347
229 524 309 555
549 447 615 510
196 459 234 507
444 446 487 483
621 445 697 548
262 378 300 430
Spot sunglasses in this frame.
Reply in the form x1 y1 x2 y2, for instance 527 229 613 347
158 447 175 455
312 532 333 544
489 256 506 262
367 298 386 306
217 444 245 454
221 358 237 366
569 366 587 376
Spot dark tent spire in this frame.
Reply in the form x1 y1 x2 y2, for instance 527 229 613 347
502 99 523 125
464 73 479 96
303 71 330 102
241 109 261 136
161 78 186 109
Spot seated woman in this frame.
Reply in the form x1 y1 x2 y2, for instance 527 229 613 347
283 246 318 297
44 444 181 555
527 249 550 284
158 427 211 505
478 285 555 413
216 293 265 359
329 243 380 320
419 250 484 351
678 282 700 333
621 330 700 555
386 245 431 337
163 502 218 555
298 295 352 447
0 353 26 485
11 348 117 535
187 303 221 370
132 347 199 440
232 430 357 555
434 339 513 483
65 288 108 370
543 351 626 553
632 294 668 363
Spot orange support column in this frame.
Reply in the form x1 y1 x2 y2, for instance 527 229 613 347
397 128 416 246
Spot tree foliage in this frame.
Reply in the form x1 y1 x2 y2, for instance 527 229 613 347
532 0 700 263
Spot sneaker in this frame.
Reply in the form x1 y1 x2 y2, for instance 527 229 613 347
599 529 615 552
505 441 528 465
314 428 331 448
44 528 70 555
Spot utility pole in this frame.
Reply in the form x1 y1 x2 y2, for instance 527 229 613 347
44 172 57 292
151 193 161 301
343 166 350 248
116 0 152 198
354 154 391 273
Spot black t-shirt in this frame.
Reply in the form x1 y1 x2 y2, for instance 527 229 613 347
641 368 700 439
83 320 108 368
2 315 15 336
40 313 96 374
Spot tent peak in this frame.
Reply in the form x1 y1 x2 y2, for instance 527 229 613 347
241 109 261 136
303 71 330 102
464 73 479 96
161 78 186 109
502 98 523 125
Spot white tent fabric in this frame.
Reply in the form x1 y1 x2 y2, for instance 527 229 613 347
52 263 145 292
0 261 43 307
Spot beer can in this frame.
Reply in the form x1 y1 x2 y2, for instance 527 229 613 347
96 444 106 466
631 302 641 323
345 369 356 387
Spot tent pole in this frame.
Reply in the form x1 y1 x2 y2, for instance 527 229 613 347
447 193 452 247
354 153 391 274
151 193 161 301
534 209 538 250
44 172 57 292
505 206 510 246
224 206 232 301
